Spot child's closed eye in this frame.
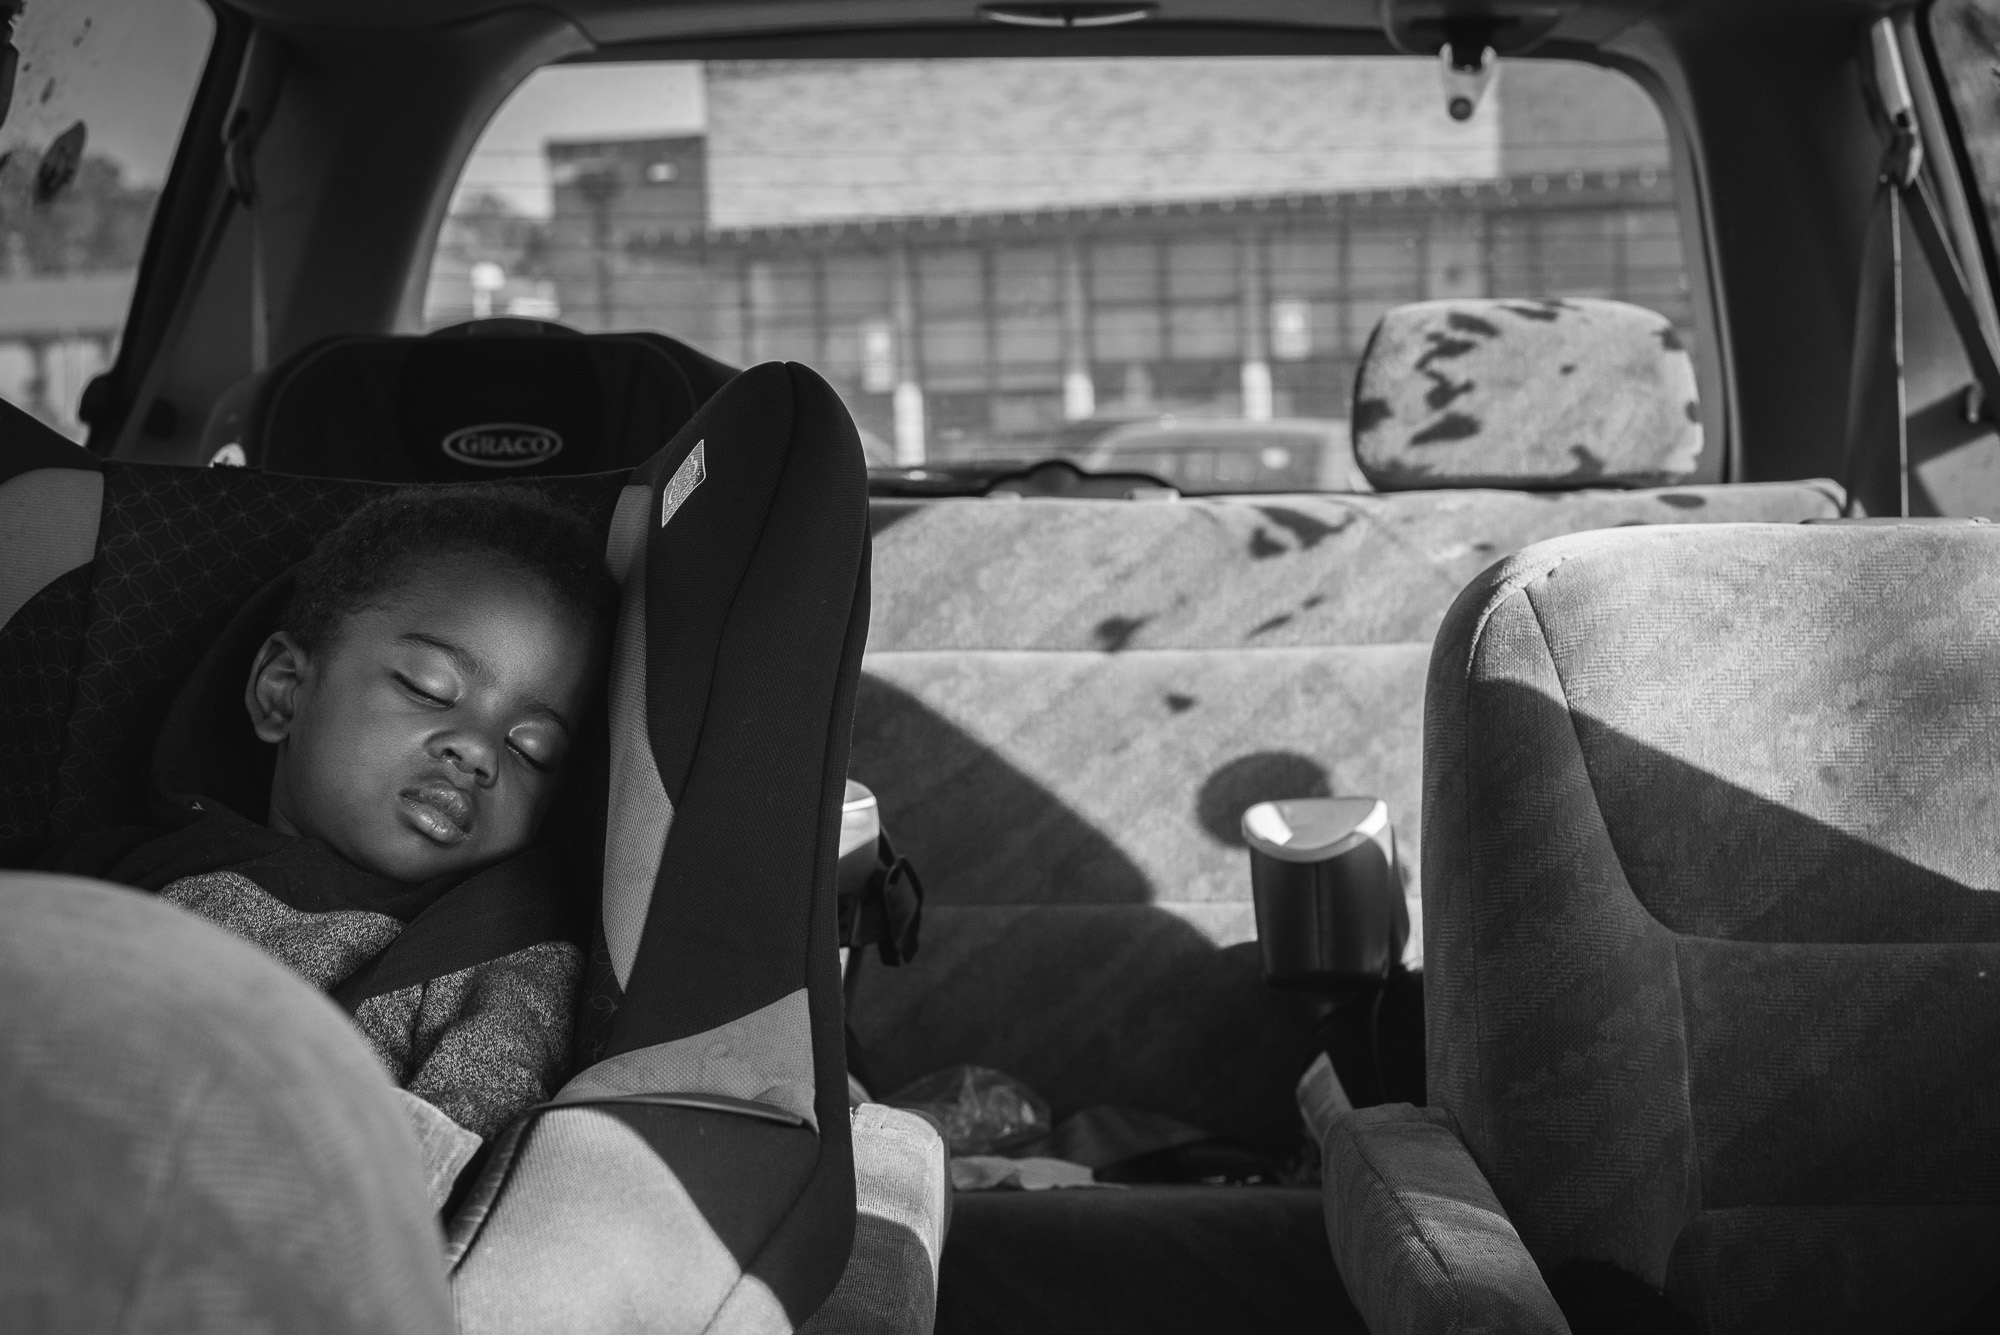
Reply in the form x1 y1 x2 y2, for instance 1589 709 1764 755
508 727 563 773
394 673 456 707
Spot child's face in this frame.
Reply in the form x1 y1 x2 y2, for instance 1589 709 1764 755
246 554 600 882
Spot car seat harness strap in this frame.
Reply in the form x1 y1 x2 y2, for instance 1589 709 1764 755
329 844 581 1011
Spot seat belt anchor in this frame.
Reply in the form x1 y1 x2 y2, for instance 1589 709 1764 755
222 107 258 207
1871 18 1924 189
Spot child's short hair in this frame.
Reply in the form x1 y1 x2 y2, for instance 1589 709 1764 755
282 486 617 652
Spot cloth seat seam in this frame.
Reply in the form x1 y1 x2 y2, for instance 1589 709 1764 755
1344 1116 1475 1335
1520 572 1704 1264
1450 564 1575 1165
112 1065 222 1335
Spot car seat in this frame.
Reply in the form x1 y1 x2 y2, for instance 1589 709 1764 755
0 368 941 1332
196 317 737 481
1320 522 2000 1334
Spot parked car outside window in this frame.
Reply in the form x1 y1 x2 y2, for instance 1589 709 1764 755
1081 417 1366 493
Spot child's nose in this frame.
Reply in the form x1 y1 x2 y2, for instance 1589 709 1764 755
434 732 497 784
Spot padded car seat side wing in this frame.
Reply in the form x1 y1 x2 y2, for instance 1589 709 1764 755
449 363 868 1333
0 401 103 867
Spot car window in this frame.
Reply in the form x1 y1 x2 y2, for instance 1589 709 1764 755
425 55 1688 490
0 0 214 441
1931 0 2000 257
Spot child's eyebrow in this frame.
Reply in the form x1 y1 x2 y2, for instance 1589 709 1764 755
397 632 574 734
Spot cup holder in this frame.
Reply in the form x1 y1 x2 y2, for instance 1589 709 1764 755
1242 796 1408 993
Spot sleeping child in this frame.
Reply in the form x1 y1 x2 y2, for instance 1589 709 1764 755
46 486 619 1208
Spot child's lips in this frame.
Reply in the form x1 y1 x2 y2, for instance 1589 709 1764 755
400 781 474 845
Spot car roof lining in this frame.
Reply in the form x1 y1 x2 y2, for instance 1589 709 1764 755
230 0 1679 53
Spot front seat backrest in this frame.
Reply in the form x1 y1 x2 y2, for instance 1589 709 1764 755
1352 296 1703 490
201 322 736 482
1423 521 2000 1332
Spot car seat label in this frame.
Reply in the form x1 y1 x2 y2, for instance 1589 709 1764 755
661 440 706 527
441 423 565 469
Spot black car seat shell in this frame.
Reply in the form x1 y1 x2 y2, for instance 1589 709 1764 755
0 366 876 1331
1320 522 2000 1334
197 319 736 482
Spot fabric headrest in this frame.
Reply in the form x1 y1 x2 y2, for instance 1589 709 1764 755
1350 297 1702 491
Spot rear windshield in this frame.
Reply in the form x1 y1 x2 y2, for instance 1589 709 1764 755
425 55 1688 489
0 0 215 440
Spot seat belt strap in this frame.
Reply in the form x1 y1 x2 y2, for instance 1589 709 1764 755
224 115 268 374
108 36 280 453
1845 18 2000 516
329 846 584 1011
221 40 280 375
1905 169 2000 416
1843 176 1908 516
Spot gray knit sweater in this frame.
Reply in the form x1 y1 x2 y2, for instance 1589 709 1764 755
161 870 580 1189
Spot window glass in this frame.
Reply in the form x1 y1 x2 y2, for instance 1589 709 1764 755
428 55 1685 487
0 0 215 439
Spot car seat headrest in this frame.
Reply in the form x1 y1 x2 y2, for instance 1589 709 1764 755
214 326 738 484
1350 297 1702 491
252 335 693 482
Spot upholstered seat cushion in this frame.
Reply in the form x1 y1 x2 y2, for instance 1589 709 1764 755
1421 522 2000 1333
1318 1103 1566 1335
851 485 1843 1148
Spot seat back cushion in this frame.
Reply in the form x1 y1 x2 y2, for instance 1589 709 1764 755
0 402 103 866
220 329 729 483
1423 522 2000 1335
846 481 1841 1155
1352 297 1702 491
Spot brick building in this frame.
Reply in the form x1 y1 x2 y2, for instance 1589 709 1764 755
474 58 1684 461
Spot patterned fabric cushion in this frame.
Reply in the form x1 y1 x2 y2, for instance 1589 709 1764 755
1352 298 1702 491
0 564 91 864
868 484 1836 653
1422 522 2000 1333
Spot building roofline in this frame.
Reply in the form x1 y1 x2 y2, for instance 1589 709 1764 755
597 165 1673 251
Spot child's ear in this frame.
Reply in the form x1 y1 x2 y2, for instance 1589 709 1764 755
245 632 311 744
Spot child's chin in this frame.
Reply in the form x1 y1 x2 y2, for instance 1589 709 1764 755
377 838 529 886
347 834 477 884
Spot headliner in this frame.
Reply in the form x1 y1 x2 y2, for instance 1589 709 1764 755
224 0 1839 54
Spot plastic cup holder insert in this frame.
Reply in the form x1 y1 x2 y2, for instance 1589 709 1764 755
1242 796 1408 992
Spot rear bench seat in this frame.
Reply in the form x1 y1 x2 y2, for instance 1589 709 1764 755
844 298 1844 1334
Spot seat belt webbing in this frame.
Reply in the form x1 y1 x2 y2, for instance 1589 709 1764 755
108 36 280 453
1844 17 2000 516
